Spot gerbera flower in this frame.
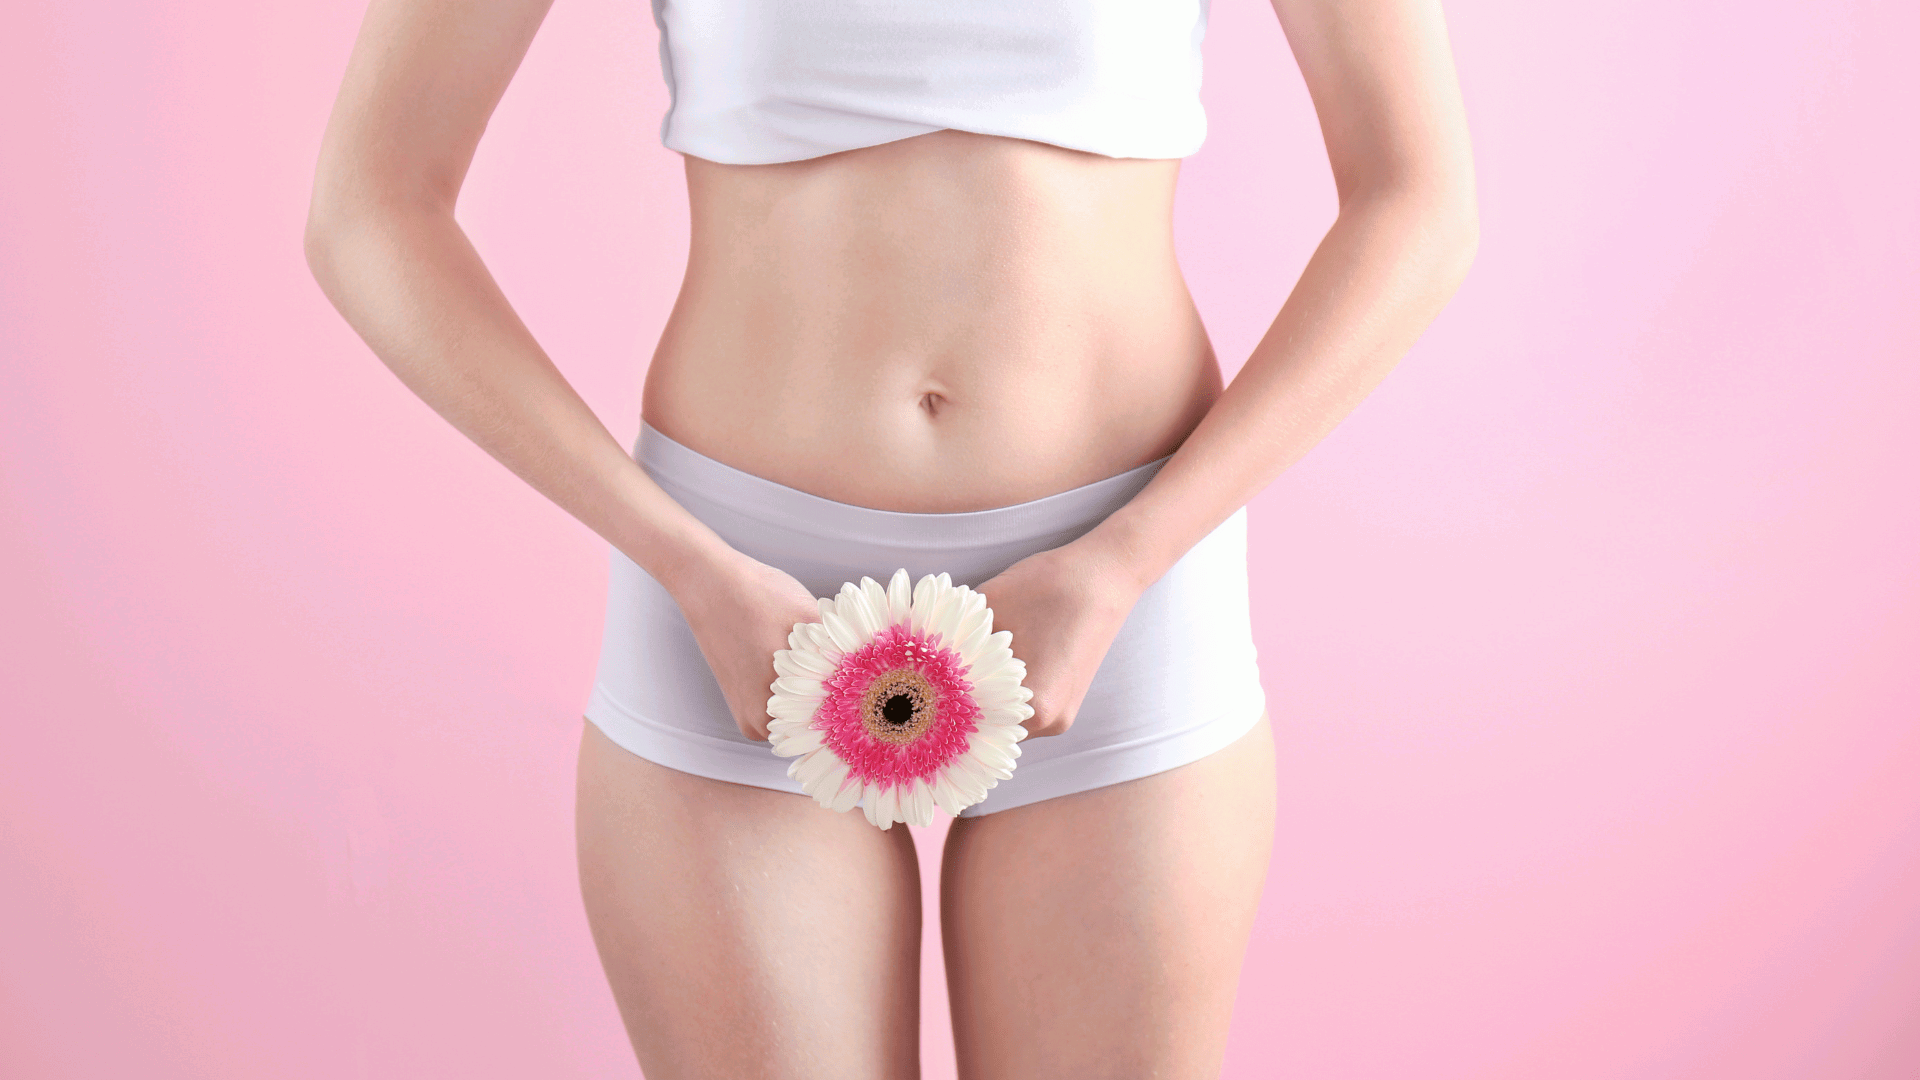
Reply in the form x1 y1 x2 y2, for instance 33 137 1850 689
766 568 1034 829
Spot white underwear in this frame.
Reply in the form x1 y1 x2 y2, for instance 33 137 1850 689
584 422 1268 817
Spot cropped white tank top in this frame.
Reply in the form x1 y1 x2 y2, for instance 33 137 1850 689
648 0 1211 165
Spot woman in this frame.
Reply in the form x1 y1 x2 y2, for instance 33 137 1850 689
305 0 1477 1073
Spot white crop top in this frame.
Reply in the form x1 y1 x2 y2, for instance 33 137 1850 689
647 0 1211 165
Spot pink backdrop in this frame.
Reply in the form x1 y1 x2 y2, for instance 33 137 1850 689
4 0 1916 1076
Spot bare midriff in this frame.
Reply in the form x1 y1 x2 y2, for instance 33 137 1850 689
640 129 1222 514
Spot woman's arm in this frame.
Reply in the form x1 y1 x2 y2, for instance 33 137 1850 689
1085 0 1480 585
980 0 1478 736
305 0 725 586
305 0 818 738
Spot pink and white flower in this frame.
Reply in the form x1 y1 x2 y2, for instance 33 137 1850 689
766 568 1034 829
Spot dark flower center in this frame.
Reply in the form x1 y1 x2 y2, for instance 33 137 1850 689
859 668 938 744
881 693 915 725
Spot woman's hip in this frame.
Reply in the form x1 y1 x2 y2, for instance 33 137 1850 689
583 421 1266 814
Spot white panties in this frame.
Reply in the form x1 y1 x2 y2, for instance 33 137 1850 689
584 422 1267 817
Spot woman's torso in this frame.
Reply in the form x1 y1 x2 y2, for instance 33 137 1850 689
641 129 1220 514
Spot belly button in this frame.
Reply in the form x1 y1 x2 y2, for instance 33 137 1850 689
919 391 948 418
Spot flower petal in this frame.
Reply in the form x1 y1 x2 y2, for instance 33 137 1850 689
794 749 835 787
812 755 851 808
771 676 825 699
769 728 824 757
952 598 991 654
972 686 1033 716
907 779 934 827
832 582 873 640
829 769 864 813
948 755 1000 795
861 576 892 631
930 773 965 816
767 697 820 723
777 647 836 678
820 608 863 654
955 617 993 667
766 717 813 740
910 574 938 635
966 740 1017 778
928 587 964 646
972 724 1024 749
886 568 913 627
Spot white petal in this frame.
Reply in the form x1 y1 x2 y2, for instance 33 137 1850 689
806 604 846 657
952 777 991 808
972 689 1033 717
865 783 897 830
794 748 837 788
886 569 913 627
821 608 864 654
802 623 844 663
928 588 964 646
967 636 1016 675
767 697 819 722
956 620 993 668
930 773 964 816
945 753 989 786
967 668 1026 693
829 769 863 812
796 651 838 676
966 741 1016 778
861 786 885 828
907 779 934 827
952 602 992 662
777 648 836 678
830 582 870 639
769 729 824 757
976 758 1014 781
956 587 987 627
861 576 892 632
973 697 1035 724
946 757 996 799
852 579 886 637
814 756 851 809
947 772 985 812
771 676 825 699
972 724 1024 749
766 717 813 739
909 574 938 635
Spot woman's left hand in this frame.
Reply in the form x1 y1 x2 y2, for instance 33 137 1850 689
972 538 1147 738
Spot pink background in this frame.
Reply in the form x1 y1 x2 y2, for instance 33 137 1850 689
4 0 1916 1076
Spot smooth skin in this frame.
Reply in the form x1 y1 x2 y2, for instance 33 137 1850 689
306 0 1476 1074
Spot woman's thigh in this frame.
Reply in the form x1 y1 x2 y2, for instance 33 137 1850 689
575 720 924 1080
940 713 1277 1080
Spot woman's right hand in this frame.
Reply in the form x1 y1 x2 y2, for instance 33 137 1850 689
669 549 825 742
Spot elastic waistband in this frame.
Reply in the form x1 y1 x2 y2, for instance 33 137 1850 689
636 421 1170 549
